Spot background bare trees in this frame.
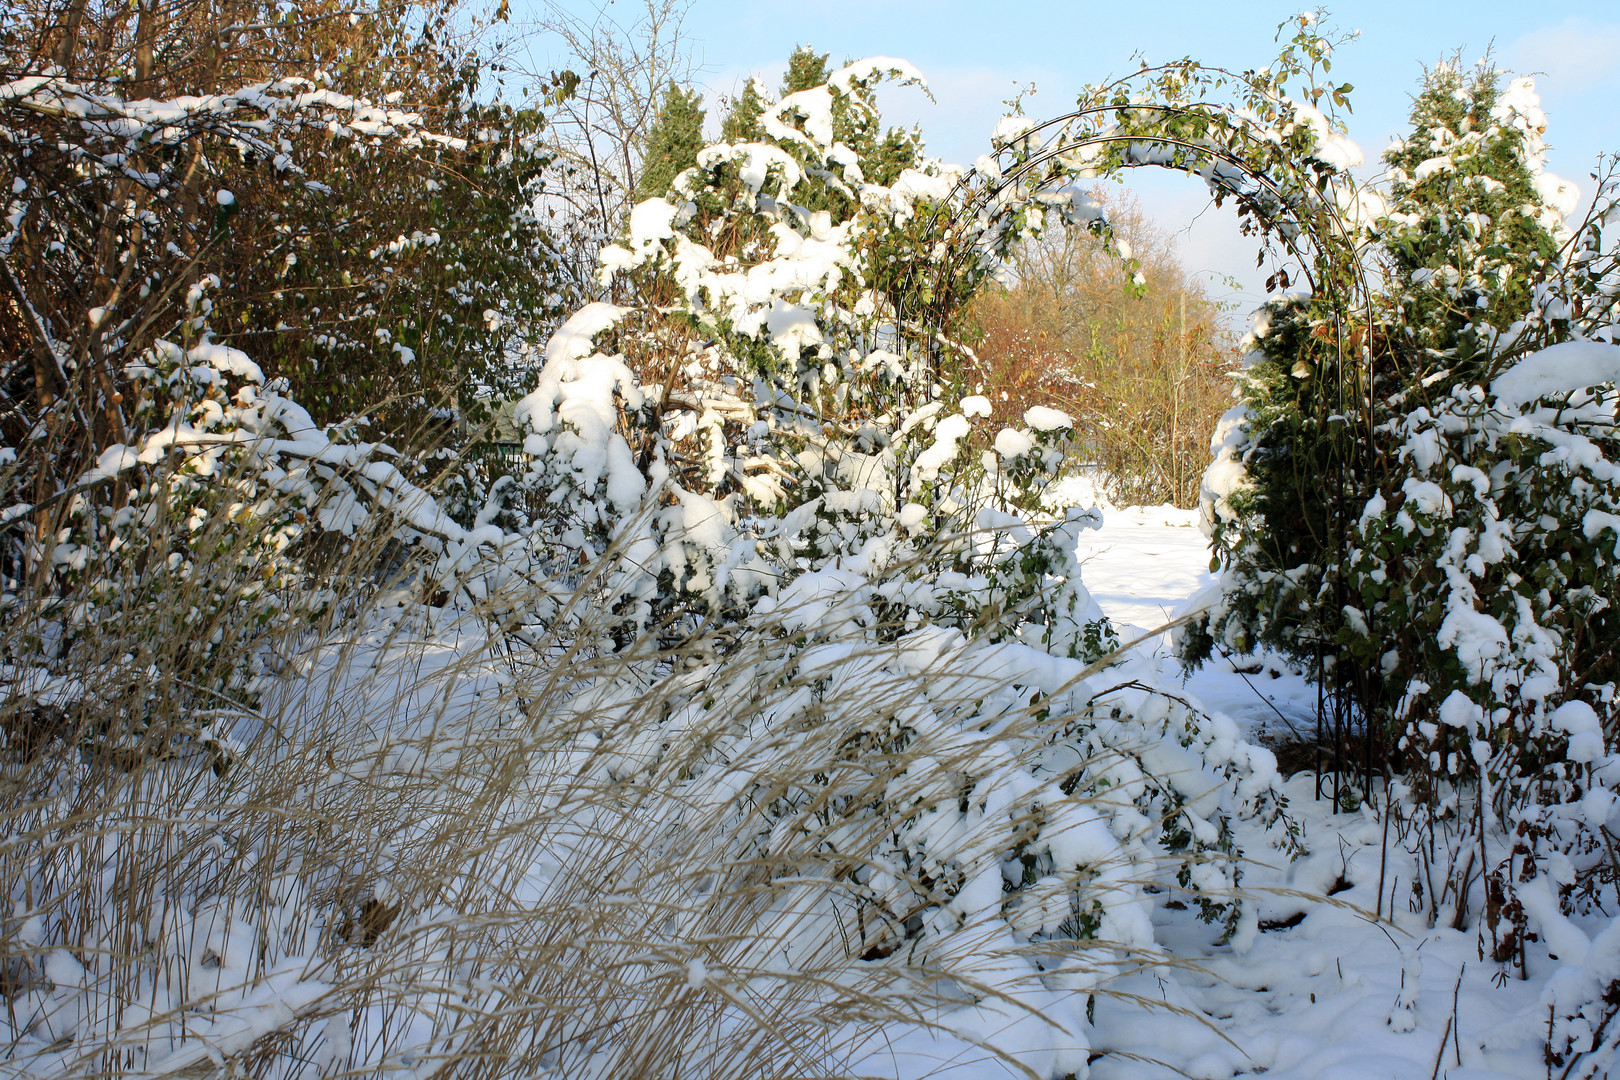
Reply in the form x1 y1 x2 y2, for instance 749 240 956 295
519 0 700 269
969 189 1237 507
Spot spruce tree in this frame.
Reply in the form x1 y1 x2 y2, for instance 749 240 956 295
1375 61 1565 381
720 77 766 143
780 46 829 96
635 81 706 202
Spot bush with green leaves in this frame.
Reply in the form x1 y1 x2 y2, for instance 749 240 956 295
1188 59 1620 983
503 57 1119 657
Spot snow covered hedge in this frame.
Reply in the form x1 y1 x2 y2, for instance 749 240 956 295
1188 58 1620 1034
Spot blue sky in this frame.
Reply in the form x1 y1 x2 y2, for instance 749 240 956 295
519 1 1619 307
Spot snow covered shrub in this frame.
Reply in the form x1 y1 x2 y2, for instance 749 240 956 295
0 325 541 769
1192 63 1591 666
0 546 1294 1079
0 0 573 479
535 574 1295 1070
0 345 310 764
1189 56 1620 975
1350 341 1620 941
500 57 1130 659
0 0 574 755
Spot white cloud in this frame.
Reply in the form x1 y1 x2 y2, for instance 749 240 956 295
1508 17 1620 94
1122 174 1281 320
872 64 1054 166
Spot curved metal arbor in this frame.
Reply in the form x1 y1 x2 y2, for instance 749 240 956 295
892 73 1387 795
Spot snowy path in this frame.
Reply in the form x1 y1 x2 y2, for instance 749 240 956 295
1075 503 1316 746
1073 503 1214 637
1073 503 1555 1080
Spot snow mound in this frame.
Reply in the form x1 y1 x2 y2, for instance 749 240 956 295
1490 340 1620 407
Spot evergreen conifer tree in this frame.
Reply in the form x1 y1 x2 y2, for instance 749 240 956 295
1189 61 1597 789
780 46 829 95
635 81 706 202
720 77 766 143
1375 60 1567 382
1195 60 1575 665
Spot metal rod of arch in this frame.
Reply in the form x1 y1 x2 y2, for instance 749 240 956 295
916 101 1378 335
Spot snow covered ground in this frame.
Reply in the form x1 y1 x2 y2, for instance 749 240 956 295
1072 501 1210 638
1070 500 1563 1080
1071 498 1316 748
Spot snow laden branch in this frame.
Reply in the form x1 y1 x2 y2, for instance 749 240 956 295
1 72 466 258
